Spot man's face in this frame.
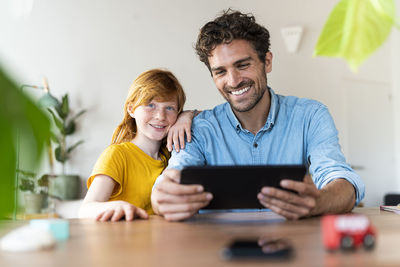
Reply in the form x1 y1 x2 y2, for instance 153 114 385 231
208 39 272 113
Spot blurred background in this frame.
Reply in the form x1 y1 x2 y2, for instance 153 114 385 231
1 0 399 208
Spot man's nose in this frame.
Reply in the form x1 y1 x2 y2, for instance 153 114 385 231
226 69 241 88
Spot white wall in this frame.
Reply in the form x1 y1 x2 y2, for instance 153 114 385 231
1 0 398 206
393 0 400 193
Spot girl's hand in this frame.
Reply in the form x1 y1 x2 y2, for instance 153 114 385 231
95 201 149 222
167 110 196 152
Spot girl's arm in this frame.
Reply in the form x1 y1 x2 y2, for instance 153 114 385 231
78 175 148 221
167 110 200 152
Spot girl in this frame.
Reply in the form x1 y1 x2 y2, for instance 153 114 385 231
79 69 193 221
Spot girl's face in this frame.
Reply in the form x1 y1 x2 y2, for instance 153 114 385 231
130 98 179 143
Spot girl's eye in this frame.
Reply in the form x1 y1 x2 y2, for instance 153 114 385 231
147 103 155 108
166 106 176 111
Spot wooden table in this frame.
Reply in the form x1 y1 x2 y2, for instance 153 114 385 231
1 208 399 267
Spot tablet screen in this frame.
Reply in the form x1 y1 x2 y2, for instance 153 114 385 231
180 165 306 209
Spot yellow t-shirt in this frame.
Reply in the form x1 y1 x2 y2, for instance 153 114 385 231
87 142 169 215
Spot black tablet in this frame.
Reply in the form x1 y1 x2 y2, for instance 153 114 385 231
180 165 306 209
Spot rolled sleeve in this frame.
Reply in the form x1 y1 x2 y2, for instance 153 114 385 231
315 170 365 206
307 105 365 206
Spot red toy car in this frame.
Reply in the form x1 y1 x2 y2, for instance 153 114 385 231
321 214 376 251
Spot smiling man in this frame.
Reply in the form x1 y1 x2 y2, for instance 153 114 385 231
151 10 365 221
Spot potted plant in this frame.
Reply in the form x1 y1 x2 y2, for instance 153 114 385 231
18 170 50 214
40 91 86 200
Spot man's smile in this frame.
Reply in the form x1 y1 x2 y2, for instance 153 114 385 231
231 86 250 96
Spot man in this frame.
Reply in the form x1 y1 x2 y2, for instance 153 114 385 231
151 10 365 221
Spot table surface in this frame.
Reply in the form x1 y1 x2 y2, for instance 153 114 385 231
1 207 399 267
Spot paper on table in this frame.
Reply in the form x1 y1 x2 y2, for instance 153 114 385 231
380 205 400 214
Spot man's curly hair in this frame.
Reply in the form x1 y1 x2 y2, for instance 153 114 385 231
195 9 271 71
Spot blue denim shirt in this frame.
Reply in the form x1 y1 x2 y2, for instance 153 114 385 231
156 88 365 205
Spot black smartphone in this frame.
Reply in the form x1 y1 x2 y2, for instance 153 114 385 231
221 238 294 260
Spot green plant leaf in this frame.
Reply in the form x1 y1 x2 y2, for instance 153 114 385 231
60 94 69 119
55 145 67 163
314 0 396 71
70 109 86 122
48 108 65 134
67 140 84 153
16 169 36 178
50 130 59 143
37 174 50 187
65 109 86 135
0 66 50 218
65 121 76 135
38 92 59 108
19 178 35 192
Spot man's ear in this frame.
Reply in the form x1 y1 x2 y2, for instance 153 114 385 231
127 104 135 118
264 52 273 73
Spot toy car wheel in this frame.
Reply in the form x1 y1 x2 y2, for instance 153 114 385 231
363 234 375 250
340 236 354 250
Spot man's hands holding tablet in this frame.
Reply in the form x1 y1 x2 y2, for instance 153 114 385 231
151 169 213 221
152 166 321 221
257 175 320 220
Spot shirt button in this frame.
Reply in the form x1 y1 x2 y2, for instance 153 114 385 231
253 143 258 148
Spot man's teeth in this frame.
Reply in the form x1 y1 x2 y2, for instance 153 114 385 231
231 86 250 95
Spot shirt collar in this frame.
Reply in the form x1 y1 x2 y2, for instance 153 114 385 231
225 87 279 133
265 87 278 130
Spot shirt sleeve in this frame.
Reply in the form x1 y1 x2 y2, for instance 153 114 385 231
87 145 125 197
306 105 365 206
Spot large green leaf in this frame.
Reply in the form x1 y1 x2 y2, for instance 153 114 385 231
314 0 396 71
0 66 50 219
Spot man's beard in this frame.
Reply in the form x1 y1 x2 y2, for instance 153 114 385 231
224 80 268 113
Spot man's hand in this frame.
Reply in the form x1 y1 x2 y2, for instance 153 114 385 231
151 169 213 221
257 175 320 220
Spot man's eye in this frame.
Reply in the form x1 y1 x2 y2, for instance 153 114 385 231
238 63 250 69
214 70 225 76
